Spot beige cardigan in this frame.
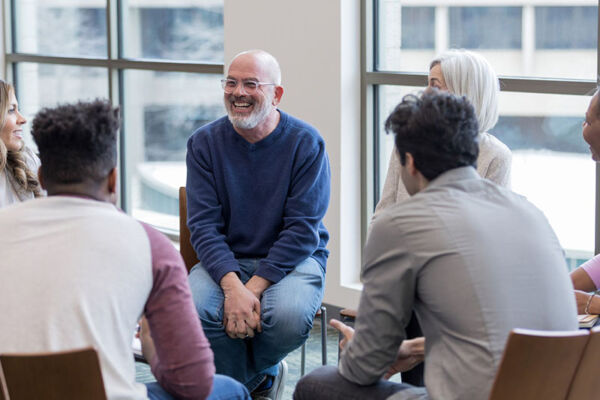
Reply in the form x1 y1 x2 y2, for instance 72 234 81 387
373 132 512 222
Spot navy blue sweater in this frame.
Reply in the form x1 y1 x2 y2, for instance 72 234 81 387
186 110 330 284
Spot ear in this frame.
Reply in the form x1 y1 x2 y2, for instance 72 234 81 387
107 167 118 205
37 167 46 190
107 167 117 194
404 153 419 176
272 86 284 106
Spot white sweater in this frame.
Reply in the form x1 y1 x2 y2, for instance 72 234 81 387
0 146 41 208
373 132 512 223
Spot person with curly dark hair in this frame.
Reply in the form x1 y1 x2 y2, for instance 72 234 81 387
295 90 577 400
0 99 249 400
0 80 42 207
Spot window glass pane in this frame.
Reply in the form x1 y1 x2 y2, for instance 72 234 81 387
376 1 597 80
16 63 109 149
123 70 224 230
15 0 107 58
536 7 597 49
449 7 522 50
377 86 594 269
378 1 436 71
121 0 224 62
401 7 435 50
491 92 594 268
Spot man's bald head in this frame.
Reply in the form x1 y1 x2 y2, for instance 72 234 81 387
228 50 281 85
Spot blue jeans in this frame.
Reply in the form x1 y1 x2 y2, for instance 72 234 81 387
146 374 250 399
189 257 325 391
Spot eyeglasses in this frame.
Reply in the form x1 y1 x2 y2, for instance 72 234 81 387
221 79 277 95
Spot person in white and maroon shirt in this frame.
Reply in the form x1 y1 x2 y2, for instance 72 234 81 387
0 100 249 400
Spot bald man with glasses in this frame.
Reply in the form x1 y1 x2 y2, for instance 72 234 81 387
186 50 331 400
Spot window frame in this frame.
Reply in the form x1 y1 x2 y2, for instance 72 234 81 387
362 0 600 253
2 0 224 239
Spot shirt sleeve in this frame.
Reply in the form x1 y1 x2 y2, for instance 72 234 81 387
186 134 241 285
254 138 331 283
338 211 416 385
484 150 512 189
582 254 600 290
141 223 215 400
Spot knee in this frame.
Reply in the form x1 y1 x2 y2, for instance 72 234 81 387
188 268 224 325
211 375 250 400
294 366 339 400
262 305 313 345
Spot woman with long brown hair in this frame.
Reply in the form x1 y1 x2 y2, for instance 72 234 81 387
0 80 42 207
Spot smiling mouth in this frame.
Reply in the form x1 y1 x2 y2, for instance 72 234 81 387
233 101 252 109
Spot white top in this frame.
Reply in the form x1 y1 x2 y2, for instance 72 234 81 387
0 146 41 208
0 196 215 400
373 132 512 223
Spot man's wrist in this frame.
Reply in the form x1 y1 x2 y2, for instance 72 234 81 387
246 275 271 298
220 272 242 292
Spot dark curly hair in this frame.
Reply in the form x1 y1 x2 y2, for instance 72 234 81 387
31 99 120 185
385 90 479 181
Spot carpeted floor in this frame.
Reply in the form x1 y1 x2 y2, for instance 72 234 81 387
136 318 340 400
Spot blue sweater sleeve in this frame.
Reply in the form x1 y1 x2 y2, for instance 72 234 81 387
186 134 240 284
255 138 331 283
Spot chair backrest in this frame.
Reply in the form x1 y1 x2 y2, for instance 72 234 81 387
488 328 589 400
179 186 199 272
565 326 600 399
0 347 107 400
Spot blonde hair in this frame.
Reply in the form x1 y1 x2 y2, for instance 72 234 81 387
430 49 500 134
0 81 42 198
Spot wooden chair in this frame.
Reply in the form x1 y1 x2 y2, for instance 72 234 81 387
0 347 107 400
488 328 590 400
565 326 600 399
179 187 327 375
179 186 199 272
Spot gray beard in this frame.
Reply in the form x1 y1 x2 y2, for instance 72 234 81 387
226 97 273 130
228 113 262 130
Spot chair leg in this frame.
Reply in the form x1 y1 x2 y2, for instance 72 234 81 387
320 306 327 366
300 342 306 376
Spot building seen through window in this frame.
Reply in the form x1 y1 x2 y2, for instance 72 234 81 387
377 0 598 268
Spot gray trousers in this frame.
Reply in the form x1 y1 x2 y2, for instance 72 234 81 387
293 366 428 400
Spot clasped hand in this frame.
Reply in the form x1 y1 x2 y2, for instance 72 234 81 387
221 273 270 339
329 318 425 379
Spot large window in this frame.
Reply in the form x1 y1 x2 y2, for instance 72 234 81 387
5 0 224 234
368 0 599 268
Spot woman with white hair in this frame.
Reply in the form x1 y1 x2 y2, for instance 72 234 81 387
373 49 512 219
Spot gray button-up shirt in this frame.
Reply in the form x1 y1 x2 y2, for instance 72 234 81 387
340 166 578 400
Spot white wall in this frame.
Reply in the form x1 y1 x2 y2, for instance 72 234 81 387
224 0 363 308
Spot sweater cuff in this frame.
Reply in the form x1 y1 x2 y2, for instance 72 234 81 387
208 261 242 286
255 261 287 284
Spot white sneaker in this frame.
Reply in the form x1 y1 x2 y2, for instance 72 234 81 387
251 360 288 400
